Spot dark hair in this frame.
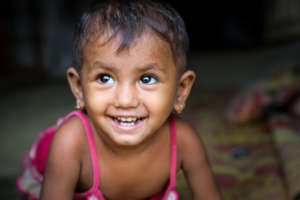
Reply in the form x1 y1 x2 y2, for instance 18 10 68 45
72 0 189 73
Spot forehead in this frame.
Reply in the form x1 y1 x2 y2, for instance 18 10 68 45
81 30 177 70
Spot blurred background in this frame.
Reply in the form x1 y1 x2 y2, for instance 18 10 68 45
2 0 300 86
1 0 300 199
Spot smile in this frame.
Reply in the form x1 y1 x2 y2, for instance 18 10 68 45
114 117 143 125
109 116 146 131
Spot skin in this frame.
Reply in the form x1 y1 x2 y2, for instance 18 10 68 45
40 29 222 200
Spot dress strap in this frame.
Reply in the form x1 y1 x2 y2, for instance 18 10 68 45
65 111 100 189
169 114 177 188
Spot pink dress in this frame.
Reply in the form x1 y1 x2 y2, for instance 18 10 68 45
16 110 178 200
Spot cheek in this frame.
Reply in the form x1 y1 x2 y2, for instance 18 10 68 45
83 87 111 112
142 86 176 114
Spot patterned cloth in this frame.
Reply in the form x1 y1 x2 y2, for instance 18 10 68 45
182 87 300 200
226 62 300 125
273 127 300 199
213 63 300 199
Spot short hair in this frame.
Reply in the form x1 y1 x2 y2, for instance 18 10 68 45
72 0 189 73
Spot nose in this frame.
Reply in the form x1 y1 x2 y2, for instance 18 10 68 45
114 82 138 108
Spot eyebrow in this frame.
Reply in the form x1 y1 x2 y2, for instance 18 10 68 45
92 61 114 71
92 61 167 73
136 64 167 73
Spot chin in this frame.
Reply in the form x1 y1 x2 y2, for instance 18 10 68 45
112 134 145 147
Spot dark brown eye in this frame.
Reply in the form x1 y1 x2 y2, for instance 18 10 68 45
139 75 157 84
97 74 114 84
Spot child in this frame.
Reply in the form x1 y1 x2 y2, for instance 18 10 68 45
17 0 222 199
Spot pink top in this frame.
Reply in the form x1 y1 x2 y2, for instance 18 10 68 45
63 110 178 200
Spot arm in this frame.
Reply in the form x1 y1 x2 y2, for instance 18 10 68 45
177 118 222 200
40 118 82 200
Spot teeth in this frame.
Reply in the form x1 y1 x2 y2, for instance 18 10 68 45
120 121 135 126
116 117 138 122
112 116 143 127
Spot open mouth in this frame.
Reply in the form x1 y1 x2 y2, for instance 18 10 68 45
111 116 145 127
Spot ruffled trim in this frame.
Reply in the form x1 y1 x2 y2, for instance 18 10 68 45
16 156 41 200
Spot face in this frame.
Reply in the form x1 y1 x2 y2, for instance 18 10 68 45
67 30 195 149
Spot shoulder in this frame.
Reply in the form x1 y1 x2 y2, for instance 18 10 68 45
173 115 203 148
173 115 207 166
173 116 223 200
50 115 88 161
40 115 88 198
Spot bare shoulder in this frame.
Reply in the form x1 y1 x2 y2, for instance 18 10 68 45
173 116 199 139
173 116 222 200
40 115 88 199
51 115 87 156
173 115 206 160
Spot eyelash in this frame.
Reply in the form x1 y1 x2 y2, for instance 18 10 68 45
139 74 157 85
97 74 114 84
96 73 158 85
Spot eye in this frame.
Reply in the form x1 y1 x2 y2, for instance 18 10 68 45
97 74 114 84
139 75 157 85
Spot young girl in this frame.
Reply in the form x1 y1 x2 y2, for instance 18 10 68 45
17 0 222 199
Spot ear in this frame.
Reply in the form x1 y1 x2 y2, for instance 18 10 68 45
174 70 196 113
66 67 85 109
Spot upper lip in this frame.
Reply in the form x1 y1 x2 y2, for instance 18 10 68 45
109 115 146 120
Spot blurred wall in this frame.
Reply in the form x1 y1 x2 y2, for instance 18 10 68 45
1 0 300 80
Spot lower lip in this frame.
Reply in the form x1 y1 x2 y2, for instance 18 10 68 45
109 117 145 132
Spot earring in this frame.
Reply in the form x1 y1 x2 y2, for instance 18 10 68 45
174 103 185 114
75 99 83 110
176 109 182 114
